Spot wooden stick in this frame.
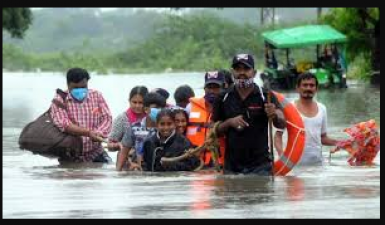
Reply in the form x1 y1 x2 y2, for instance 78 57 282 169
267 91 275 177
329 151 332 163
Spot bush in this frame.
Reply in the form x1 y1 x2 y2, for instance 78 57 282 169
347 52 372 80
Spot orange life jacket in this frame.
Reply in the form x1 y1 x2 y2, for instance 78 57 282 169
186 97 225 167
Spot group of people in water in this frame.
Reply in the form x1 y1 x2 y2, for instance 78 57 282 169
49 53 343 175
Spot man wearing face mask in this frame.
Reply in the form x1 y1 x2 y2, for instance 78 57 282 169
50 68 113 163
186 71 226 168
117 92 166 171
212 54 286 175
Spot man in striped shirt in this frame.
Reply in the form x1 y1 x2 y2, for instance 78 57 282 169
50 68 113 163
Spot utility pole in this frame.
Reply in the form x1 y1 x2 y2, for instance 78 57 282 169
317 8 323 23
261 8 276 27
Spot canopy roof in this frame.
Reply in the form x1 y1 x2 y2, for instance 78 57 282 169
262 25 347 48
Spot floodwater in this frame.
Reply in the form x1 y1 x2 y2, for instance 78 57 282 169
3 72 380 218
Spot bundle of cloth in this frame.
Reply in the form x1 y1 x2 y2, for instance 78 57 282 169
331 119 380 166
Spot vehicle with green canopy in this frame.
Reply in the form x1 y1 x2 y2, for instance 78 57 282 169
260 25 348 89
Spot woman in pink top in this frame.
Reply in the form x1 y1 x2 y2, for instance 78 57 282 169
107 86 149 152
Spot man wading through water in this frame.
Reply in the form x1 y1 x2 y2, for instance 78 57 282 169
212 54 286 175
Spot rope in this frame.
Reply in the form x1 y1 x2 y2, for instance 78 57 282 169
160 122 222 172
286 120 306 132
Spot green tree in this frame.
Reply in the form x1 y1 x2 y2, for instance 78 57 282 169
115 13 263 71
323 8 380 83
3 8 33 38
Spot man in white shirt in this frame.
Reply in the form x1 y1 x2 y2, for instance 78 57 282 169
275 72 340 165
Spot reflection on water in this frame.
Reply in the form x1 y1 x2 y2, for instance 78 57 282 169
3 72 380 218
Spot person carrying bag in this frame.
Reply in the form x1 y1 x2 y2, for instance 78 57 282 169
19 88 83 161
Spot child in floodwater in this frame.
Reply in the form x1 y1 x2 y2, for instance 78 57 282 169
142 108 201 172
173 108 189 136
116 92 166 171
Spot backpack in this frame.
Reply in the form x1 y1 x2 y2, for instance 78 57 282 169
18 89 83 159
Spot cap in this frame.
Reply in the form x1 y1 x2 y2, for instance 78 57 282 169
232 53 254 69
204 71 225 88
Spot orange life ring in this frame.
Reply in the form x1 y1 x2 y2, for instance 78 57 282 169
273 92 306 176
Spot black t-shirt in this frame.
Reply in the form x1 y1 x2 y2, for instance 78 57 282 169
212 84 281 173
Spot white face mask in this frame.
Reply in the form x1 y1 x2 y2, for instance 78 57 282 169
234 78 254 89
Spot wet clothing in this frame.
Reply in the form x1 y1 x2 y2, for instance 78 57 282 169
121 117 157 157
108 109 145 143
295 101 327 166
108 112 131 143
59 150 112 164
91 150 113 163
186 97 226 167
212 84 281 174
142 131 201 172
50 89 112 162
